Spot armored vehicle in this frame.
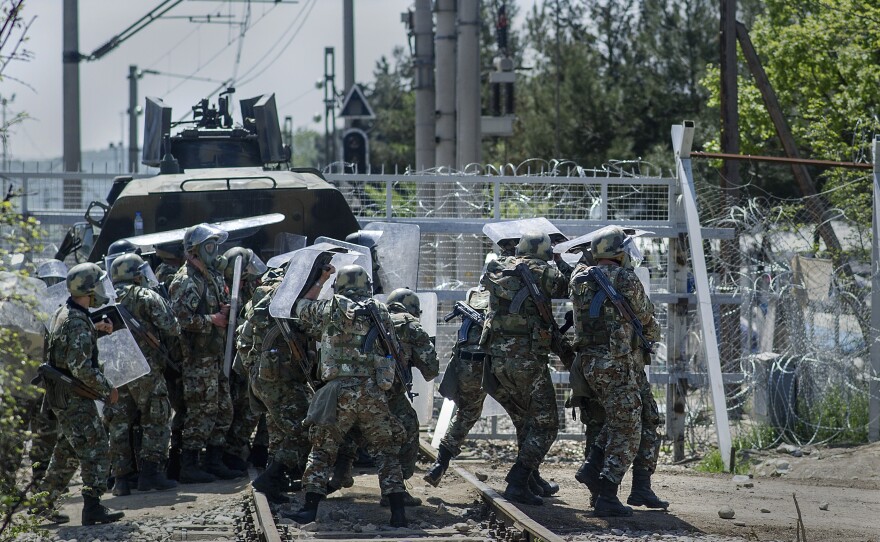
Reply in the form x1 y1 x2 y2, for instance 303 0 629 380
57 89 360 262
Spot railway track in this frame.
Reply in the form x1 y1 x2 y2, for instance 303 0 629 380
241 442 565 542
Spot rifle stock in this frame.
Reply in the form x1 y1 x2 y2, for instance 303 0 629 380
37 364 107 402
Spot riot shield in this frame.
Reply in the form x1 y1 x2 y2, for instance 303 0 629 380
482 218 568 247
270 233 308 264
97 319 151 387
223 256 243 377
268 244 361 319
124 213 285 250
363 222 421 291
313 237 373 281
0 272 47 390
553 227 654 255
39 282 71 328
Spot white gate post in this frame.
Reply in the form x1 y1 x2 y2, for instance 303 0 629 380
870 136 880 442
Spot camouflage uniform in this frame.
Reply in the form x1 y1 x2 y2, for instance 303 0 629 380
294 294 406 497
386 302 438 479
106 282 179 478
569 261 659 484
438 288 489 457
39 299 114 500
479 255 568 472
155 260 187 455
248 276 313 471
168 262 233 451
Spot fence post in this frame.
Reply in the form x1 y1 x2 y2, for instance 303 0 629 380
672 121 733 470
870 136 880 442
386 179 393 219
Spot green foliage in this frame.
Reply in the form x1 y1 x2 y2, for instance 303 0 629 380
794 383 869 445
695 448 752 475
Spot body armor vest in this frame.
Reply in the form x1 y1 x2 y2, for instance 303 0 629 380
319 295 382 381
572 264 627 348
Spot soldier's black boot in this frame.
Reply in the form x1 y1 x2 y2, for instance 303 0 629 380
202 445 246 480
111 476 131 496
327 457 355 494
248 444 269 469
223 451 249 472
288 492 323 524
179 449 217 484
594 476 633 517
380 490 422 507
529 469 559 497
527 471 545 496
81 495 124 525
627 469 669 509
138 460 178 492
166 445 181 481
575 446 603 507
424 445 453 487
388 492 408 528
252 460 291 504
502 462 543 506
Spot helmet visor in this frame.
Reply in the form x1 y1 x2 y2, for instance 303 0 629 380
246 254 268 277
92 273 115 307
622 237 644 268
138 261 160 289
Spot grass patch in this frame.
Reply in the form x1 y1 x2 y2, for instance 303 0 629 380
695 448 751 475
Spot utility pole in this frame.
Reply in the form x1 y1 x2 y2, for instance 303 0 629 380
412 0 435 170
554 0 561 158
323 47 338 167
343 0 354 131
128 65 140 173
455 0 480 168
63 0 82 208
434 0 456 168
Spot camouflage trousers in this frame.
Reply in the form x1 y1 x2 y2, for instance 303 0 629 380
439 357 487 457
578 362 661 474
487 351 559 470
225 367 261 460
249 365 311 470
579 348 642 484
105 370 172 475
303 377 405 496
182 355 233 450
41 396 110 499
26 395 63 482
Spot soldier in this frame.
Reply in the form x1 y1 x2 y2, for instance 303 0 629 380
345 231 384 294
424 286 489 487
34 263 124 525
568 226 664 516
479 231 568 505
248 266 313 504
288 264 409 528
168 224 243 483
221 247 268 472
106 253 179 496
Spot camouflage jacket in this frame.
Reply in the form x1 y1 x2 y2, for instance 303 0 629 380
47 298 113 396
115 282 180 368
479 256 568 355
168 262 229 353
155 262 179 295
388 304 439 381
569 262 660 357
295 294 397 387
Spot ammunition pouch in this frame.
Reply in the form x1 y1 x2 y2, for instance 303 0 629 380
43 378 71 410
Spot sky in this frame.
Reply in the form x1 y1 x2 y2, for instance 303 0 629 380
4 0 538 161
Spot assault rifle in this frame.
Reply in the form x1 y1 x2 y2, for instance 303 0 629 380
505 263 575 369
273 318 319 393
36 364 107 402
443 301 486 344
113 303 181 375
361 300 416 402
586 267 653 354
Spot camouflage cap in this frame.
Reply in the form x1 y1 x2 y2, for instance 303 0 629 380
387 287 421 316
515 230 553 261
334 264 372 296
590 226 627 260
110 253 147 284
67 262 106 297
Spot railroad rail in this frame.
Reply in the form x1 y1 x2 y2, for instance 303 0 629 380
242 444 564 542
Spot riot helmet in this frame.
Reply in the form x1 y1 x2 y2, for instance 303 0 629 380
387 287 421 317
222 247 268 282
515 231 553 261
590 226 642 266
106 238 141 258
183 223 229 267
333 264 372 297
67 262 112 308
36 259 68 286
110 252 159 288
344 230 383 249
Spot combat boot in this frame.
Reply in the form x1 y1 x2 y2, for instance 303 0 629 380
575 446 603 506
532 469 559 496
593 476 633 517
528 471 545 496
81 495 124 525
29 505 70 524
166 445 181 481
179 448 217 484
502 462 543 506
138 460 178 492
380 490 422 507
252 460 291 504
288 492 323 524
223 451 249 472
423 445 453 487
283 464 304 492
202 445 246 480
327 457 355 494
248 443 269 469
627 469 669 509
111 476 131 496
387 492 408 528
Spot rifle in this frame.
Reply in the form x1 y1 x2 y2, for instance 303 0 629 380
586 266 654 354
36 364 107 402
443 301 486 344
505 263 575 369
361 300 417 402
115 303 181 374
272 318 319 393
